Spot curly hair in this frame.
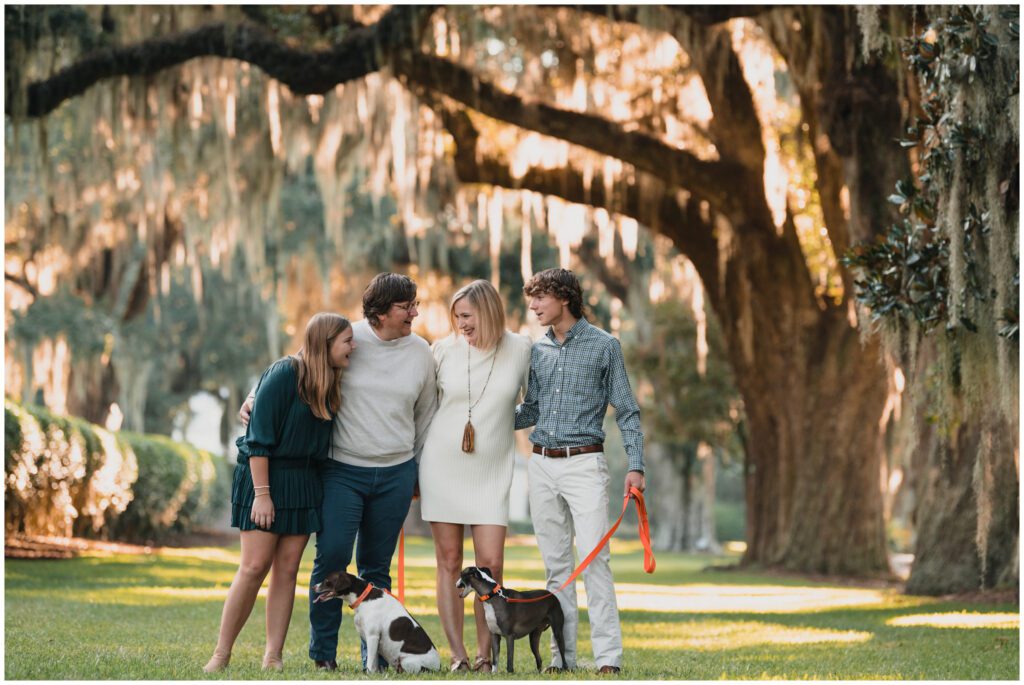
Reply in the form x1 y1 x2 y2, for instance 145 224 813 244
362 273 417 326
523 268 585 319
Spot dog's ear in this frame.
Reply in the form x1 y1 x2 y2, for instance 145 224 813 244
478 567 492 577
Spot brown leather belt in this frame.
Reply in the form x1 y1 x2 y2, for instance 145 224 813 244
532 443 604 458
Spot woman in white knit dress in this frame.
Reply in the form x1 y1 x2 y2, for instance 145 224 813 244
419 279 531 672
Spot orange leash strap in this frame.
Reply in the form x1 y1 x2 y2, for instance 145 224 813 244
633 486 656 573
507 486 655 603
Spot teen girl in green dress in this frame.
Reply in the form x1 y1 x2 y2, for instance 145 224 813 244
204 312 355 672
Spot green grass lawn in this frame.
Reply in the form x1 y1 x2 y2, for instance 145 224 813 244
4 536 1019 680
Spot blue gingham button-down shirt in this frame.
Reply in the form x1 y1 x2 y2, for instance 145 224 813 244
515 318 645 473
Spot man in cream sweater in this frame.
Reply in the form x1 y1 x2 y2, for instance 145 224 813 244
241 273 436 670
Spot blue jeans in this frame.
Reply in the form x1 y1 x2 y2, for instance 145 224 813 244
308 458 417 661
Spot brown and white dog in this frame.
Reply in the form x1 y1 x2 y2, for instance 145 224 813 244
312 571 441 673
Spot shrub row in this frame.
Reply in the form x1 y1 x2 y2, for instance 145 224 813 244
4 398 229 543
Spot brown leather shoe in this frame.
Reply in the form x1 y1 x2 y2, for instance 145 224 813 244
597 665 621 674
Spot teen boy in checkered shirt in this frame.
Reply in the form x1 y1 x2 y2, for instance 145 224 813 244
515 268 646 675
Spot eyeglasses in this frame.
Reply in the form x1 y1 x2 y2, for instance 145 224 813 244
392 300 420 313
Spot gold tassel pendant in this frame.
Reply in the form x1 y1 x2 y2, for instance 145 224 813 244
462 420 475 453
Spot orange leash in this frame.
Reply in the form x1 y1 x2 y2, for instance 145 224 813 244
505 486 655 604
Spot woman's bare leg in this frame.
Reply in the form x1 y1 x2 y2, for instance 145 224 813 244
204 530 277 672
470 524 506 667
263 533 310 669
431 522 469 668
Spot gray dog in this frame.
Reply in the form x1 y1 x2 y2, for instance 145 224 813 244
455 566 566 673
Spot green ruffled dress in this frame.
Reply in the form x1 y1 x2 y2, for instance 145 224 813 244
231 357 333 535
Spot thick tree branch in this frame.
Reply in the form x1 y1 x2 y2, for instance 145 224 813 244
7 6 435 118
437 102 722 308
759 6 908 291
583 5 766 172
13 6 743 222
565 5 774 230
398 53 746 219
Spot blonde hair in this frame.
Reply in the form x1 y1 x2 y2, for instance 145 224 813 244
296 312 350 421
449 279 505 350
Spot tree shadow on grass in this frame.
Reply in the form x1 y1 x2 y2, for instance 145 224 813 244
618 604 1019 680
6 553 238 590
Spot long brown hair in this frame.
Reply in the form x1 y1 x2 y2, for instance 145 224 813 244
296 312 350 420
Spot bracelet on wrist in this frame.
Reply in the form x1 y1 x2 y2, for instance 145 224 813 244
254 492 270 498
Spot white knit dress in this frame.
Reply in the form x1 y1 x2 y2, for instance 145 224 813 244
419 331 532 525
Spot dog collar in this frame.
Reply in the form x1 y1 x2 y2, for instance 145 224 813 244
350 583 374 609
478 584 504 601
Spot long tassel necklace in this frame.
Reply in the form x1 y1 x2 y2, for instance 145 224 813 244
462 340 498 453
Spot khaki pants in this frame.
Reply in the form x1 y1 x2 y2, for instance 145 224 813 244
527 451 622 669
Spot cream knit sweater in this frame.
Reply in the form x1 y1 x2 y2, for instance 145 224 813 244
418 330 531 525
330 320 437 467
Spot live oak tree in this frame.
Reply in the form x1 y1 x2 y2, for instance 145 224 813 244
5 5 1017 585
846 6 1019 593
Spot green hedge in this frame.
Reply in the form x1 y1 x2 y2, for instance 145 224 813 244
4 398 229 542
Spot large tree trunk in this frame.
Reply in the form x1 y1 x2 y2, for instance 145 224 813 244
741 326 890 574
711 225 891 575
904 340 1020 594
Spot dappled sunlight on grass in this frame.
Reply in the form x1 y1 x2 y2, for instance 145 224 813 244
141 564 235 586
53 583 447 609
5 539 1018 680
156 546 245 566
888 612 1020 629
606 582 894 613
624 619 872 650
